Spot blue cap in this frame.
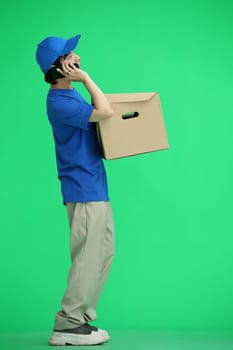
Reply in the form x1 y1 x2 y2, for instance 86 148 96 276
36 34 81 73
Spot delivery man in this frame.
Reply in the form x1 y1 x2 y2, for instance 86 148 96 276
36 34 114 346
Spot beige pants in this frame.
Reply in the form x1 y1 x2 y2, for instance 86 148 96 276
54 201 115 330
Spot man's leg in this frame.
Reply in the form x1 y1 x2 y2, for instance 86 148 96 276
83 202 114 322
54 201 114 330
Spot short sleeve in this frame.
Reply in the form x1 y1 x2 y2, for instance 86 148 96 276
52 96 94 130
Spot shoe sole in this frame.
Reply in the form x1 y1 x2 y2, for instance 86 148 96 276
49 331 109 346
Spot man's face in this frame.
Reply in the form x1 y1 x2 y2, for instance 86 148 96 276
62 51 80 68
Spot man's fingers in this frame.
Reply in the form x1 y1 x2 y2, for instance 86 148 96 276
69 63 76 69
56 68 66 76
60 63 69 73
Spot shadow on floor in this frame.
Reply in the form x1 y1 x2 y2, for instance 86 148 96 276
1 330 233 350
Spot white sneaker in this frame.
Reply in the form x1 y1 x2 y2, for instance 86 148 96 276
48 324 109 346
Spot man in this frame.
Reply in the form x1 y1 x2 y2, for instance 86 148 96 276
35 34 114 346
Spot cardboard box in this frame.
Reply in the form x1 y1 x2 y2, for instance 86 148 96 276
98 92 169 160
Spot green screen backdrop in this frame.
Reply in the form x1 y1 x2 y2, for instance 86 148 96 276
1 0 233 334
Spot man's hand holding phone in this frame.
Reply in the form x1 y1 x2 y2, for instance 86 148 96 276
56 63 88 83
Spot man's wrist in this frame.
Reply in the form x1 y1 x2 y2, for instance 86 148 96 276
82 72 90 85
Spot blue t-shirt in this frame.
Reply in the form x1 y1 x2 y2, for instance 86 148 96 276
46 88 109 203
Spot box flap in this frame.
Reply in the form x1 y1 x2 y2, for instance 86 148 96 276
105 92 158 103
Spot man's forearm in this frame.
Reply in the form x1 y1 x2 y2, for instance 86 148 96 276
83 74 112 113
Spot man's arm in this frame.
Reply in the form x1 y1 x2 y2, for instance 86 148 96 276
57 63 113 122
83 74 113 122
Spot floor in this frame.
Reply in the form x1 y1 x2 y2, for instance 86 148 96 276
1 330 233 350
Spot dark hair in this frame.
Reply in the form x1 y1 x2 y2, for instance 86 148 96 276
44 54 68 85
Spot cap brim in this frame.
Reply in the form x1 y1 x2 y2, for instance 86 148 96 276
61 34 81 55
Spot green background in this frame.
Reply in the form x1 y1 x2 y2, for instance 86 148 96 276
1 0 233 336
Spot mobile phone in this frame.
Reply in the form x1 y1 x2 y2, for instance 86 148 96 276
69 63 80 69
